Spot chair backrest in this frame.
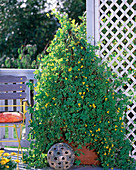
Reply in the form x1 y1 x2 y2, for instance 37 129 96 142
0 75 27 100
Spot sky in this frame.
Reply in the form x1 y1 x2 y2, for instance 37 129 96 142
20 0 62 11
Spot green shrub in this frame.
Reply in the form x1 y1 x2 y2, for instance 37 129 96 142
26 12 135 169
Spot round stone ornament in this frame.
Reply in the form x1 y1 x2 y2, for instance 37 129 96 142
47 143 75 170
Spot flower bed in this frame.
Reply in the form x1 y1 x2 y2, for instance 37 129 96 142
0 150 18 170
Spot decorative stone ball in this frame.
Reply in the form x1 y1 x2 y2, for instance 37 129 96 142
47 143 75 170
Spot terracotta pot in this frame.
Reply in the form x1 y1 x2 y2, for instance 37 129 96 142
63 140 100 165
60 129 100 165
74 145 100 165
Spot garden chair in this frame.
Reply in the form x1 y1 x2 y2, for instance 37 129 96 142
0 75 28 161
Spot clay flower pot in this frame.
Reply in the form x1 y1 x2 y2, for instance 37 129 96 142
63 139 100 165
75 144 100 165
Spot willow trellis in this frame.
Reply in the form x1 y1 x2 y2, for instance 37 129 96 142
87 0 136 158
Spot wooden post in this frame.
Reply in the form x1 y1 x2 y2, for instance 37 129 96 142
94 0 100 46
86 0 95 45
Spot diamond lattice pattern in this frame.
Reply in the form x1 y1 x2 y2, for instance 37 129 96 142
99 0 136 158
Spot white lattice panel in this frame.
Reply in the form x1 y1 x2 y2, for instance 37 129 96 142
98 0 136 158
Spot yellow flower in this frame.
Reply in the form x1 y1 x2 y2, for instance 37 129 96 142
5 165 9 168
79 92 82 95
78 61 81 64
0 150 4 153
112 96 114 99
82 82 85 85
107 111 109 113
85 124 87 127
3 153 10 156
14 160 20 163
117 110 119 113
112 93 114 95
81 96 84 99
119 117 122 120
115 129 117 131
121 122 124 125
75 76 78 78
94 124 96 127
78 103 81 107
46 13 50 17
52 97 56 100
72 47 75 50
108 121 110 123
106 82 108 84
92 134 94 136
65 77 68 80
93 104 96 108
111 168 113 170
86 85 89 87
120 130 123 132
81 58 83 61
115 125 118 128
90 130 92 133
98 128 100 131
10 152 16 156
0 161 6 165
81 65 83 68
29 119 32 123
68 67 72 72
85 132 86 134
105 98 108 101
104 153 106 155
106 146 109 149
86 88 89 91
89 104 92 107
45 92 49 97
81 47 83 49
4 158 10 163
83 92 85 95
78 69 80 71
112 144 114 147
45 102 49 108
107 164 109 166
23 161 26 164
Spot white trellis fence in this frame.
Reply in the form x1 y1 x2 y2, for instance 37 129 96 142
87 0 136 158
0 69 36 148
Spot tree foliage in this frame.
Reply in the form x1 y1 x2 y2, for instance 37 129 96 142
57 0 86 23
0 0 86 68
0 0 58 68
